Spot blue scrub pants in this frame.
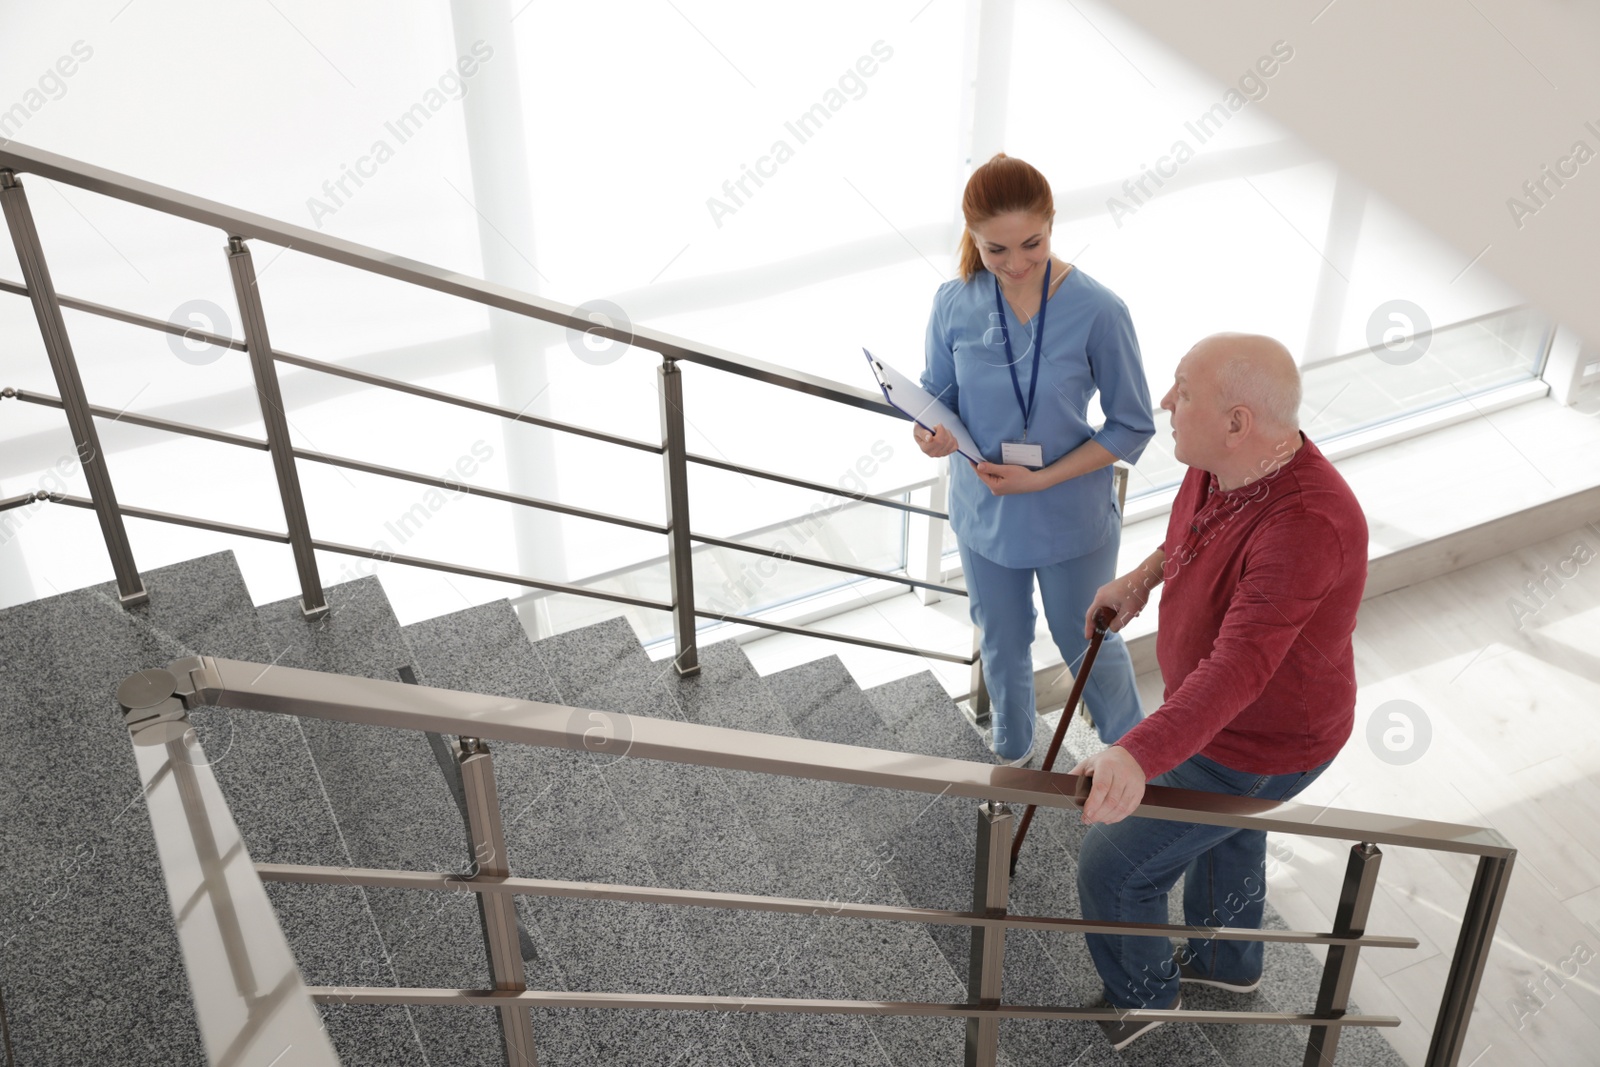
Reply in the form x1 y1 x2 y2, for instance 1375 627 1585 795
958 528 1143 762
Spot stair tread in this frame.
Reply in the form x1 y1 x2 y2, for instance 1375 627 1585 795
0 551 266 1066
0 551 1408 1067
257 576 502 1064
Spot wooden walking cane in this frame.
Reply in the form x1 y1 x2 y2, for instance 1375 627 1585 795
1009 606 1115 876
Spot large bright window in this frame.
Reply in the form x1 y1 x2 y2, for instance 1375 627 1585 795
0 0 1554 628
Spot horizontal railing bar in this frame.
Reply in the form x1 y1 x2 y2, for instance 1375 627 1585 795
295 449 668 535
310 538 673 612
694 609 974 665
305 986 1399 1027
256 862 1419 950
0 277 252 351
509 475 945 607
0 143 896 416
184 656 1512 856
0 287 659 457
10 388 666 534
689 531 966 598
0 492 39 513
272 349 663 455
9 387 271 451
688 452 948 520
47 492 291 544
36 494 669 611
722 474 942 532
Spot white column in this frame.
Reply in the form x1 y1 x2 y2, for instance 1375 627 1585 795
1301 174 1367 366
1544 324 1590 407
963 0 1014 171
449 0 568 590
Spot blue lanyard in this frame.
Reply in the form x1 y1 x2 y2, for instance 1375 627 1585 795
992 258 1050 439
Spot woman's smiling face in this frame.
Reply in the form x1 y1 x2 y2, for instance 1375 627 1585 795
970 212 1052 288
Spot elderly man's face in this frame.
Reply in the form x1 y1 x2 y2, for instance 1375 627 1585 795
1159 346 1226 471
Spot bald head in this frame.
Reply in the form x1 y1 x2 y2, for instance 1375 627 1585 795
1188 333 1301 432
1162 333 1304 486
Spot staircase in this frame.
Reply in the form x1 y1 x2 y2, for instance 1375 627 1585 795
0 550 1409 1066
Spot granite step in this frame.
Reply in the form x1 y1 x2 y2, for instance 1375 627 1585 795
255 575 503 1065
0 544 1412 1067
522 613 925 1067
758 654 1005 1065
0 551 270 1066
644 630 994 1067
401 600 728 1067
806 662 1216 1062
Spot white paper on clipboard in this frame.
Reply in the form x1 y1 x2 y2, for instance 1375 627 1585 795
863 348 983 465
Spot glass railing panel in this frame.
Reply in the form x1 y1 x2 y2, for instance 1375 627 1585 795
1123 306 1553 501
1299 306 1551 442
533 485 912 646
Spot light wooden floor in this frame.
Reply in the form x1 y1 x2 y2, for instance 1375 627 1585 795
1267 516 1600 1067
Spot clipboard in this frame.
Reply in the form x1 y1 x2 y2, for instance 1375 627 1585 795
863 348 983 465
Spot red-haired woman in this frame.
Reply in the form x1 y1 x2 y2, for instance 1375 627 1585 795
915 153 1154 764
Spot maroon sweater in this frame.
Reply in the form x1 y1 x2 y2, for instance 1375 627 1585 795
1117 436 1368 780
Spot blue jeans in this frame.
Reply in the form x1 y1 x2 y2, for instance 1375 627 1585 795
959 531 1143 762
1077 753 1331 1009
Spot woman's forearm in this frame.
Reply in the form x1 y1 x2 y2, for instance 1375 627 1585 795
1033 438 1117 489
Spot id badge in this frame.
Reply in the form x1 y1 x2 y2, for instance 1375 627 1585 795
1001 440 1044 469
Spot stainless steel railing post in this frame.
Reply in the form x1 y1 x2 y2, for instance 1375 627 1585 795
224 236 327 617
0 170 147 605
1303 841 1383 1066
658 357 700 675
968 642 990 726
458 737 539 1066
965 801 1013 1067
1425 850 1517 1066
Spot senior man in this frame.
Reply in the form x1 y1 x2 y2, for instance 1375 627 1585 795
1071 333 1368 1050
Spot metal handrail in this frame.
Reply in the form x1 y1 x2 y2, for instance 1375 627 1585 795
178 656 1512 856
117 674 340 1065
6 373 963 647
252 861 1418 948
10 384 945 543
38 486 970 661
118 656 1514 1067
0 141 894 416
0 299 950 525
0 277 961 650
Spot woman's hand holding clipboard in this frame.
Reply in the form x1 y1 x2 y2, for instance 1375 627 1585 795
863 349 983 466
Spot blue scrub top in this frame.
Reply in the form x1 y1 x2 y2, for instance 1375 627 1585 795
922 266 1155 569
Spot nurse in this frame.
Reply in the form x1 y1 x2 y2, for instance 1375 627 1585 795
916 153 1155 764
